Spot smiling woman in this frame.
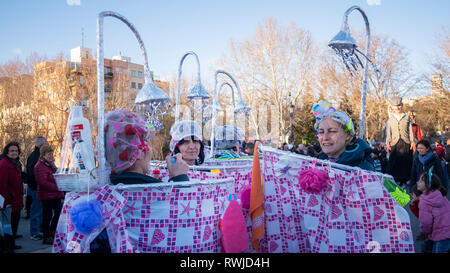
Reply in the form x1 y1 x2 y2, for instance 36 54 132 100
0 141 23 252
170 120 205 166
312 100 374 171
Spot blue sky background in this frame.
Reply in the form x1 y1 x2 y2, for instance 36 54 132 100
1 0 449 86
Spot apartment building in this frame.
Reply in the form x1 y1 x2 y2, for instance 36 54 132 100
32 46 170 153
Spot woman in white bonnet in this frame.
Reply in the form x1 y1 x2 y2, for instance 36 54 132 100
169 120 205 165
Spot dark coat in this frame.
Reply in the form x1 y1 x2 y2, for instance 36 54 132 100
318 138 375 171
0 158 23 212
409 151 448 191
34 159 64 201
26 146 40 190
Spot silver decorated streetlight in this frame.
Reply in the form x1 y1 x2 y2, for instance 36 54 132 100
210 70 250 155
328 5 379 140
97 11 170 184
203 82 235 125
175 51 210 124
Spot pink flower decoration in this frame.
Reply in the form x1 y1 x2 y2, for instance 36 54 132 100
298 167 329 194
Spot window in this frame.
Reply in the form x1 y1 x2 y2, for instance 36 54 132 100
115 67 120 74
138 71 143 78
131 82 136 89
79 76 84 85
138 83 143 89
131 70 136 77
105 67 111 74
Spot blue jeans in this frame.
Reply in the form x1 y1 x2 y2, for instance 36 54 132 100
432 238 450 253
421 238 434 253
28 188 42 236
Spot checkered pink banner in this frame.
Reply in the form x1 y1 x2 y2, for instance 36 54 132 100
53 180 240 253
152 161 254 251
260 149 415 253
152 160 253 195
54 185 134 253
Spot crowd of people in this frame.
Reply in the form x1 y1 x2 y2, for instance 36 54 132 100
0 96 449 253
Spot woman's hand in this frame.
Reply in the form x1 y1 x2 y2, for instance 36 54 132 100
165 153 189 178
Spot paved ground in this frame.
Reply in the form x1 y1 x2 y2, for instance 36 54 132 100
12 211 52 253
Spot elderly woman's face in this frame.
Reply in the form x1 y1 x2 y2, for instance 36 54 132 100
43 151 54 162
178 138 201 164
317 119 351 159
7 145 19 160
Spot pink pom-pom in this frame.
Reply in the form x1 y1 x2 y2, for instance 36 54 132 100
298 167 329 194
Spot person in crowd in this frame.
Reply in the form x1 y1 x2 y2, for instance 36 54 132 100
409 184 434 252
280 142 288 151
212 125 246 159
306 145 318 158
34 144 64 245
446 139 450 179
409 139 448 192
371 152 382 172
312 100 374 171
417 172 450 253
170 120 205 166
90 110 190 252
386 97 416 187
244 142 255 156
0 141 24 252
106 111 190 185
408 111 423 142
295 144 308 155
435 139 446 161
409 184 422 218
25 136 48 241
377 144 388 173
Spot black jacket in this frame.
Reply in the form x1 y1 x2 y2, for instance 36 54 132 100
409 151 448 191
25 146 40 190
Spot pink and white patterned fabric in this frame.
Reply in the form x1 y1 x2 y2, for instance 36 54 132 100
152 159 253 201
53 180 238 253
151 160 254 251
260 148 415 253
53 185 134 253
118 181 235 253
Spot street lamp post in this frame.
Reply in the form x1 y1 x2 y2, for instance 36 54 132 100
210 70 250 155
175 51 210 124
97 11 170 184
328 5 376 140
204 82 237 128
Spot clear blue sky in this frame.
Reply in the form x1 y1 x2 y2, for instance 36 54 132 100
1 0 449 84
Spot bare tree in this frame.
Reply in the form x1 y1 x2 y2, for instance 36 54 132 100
219 18 317 144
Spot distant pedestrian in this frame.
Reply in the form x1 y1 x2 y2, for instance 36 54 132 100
26 136 48 241
371 153 382 172
417 172 450 253
386 97 416 186
34 144 64 245
410 140 448 192
435 139 445 161
0 141 24 252
409 111 423 142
